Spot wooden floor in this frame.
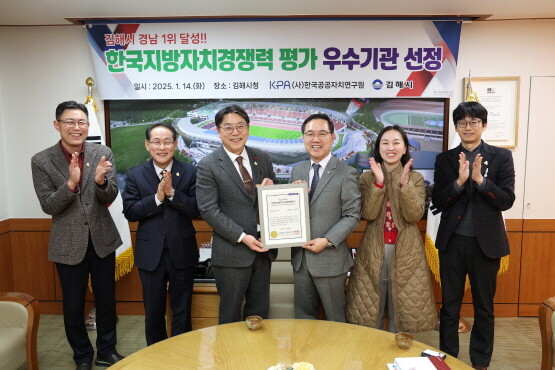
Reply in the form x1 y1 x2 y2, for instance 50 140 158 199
34 315 541 369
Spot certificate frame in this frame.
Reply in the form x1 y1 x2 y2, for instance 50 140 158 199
257 183 311 249
464 76 520 148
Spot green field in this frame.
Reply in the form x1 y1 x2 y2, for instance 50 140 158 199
382 112 443 127
249 125 302 140
111 125 190 175
111 125 150 174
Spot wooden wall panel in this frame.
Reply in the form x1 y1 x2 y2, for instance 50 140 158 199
523 219 555 232
520 232 555 303
0 232 14 291
460 304 518 318
518 304 541 317
10 231 57 300
0 219 10 234
494 231 522 303
5 217 555 319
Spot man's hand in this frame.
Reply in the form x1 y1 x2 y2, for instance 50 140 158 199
67 152 80 190
472 153 484 185
95 156 112 185
303 238 328 254
400 158 413 186
457 152 469 187
258 177 274 187
369 157 384 185
156 179 166 202
161 170 173 197
242 234 269 252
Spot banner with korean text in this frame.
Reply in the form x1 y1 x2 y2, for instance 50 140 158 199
86 20 461 100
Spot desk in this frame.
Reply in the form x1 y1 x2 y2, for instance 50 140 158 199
111 319 471 369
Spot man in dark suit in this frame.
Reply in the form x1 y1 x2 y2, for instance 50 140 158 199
122 122 199 345
196 104 277 324
432 102 515 370
290 113 361 322
31 101 124 370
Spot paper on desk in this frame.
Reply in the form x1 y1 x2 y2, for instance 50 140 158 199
199 242 212 262
394 357 436 370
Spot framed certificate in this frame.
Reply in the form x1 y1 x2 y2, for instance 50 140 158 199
257 183 311 249
464 76 520 148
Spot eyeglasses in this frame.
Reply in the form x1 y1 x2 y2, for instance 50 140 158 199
303 131 331 139
221 124 248 135
58 119 90 128
149 140 175 148
456 119 482 128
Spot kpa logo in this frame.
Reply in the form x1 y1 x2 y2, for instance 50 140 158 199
372 79 384 90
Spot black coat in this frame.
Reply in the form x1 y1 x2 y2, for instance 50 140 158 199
122 159 200 271
432 141 515 258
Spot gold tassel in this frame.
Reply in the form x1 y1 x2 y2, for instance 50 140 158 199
115 248 135 281
87 248 134 292
498 255 509 275
424 234 441 283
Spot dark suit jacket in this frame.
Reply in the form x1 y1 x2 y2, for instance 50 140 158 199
432 141 515 258
31 142 122 265
122 159 199 271
196 145 277 268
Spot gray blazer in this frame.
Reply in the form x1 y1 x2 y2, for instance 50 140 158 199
31 142 122 265
290 156 361 277
196 145 278 267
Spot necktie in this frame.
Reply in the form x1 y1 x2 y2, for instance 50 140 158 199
309 163 321 200
236 156 253 197
159 169 166 182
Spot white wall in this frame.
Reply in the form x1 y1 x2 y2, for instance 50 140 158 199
1 20 554 220
0 26 105 219
450 20 555 219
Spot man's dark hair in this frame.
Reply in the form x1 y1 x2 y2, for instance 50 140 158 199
145 122 177 141
214 104 250 128
453 101 488 126
372 125 412 167
301 113 334 133
55 101 88 120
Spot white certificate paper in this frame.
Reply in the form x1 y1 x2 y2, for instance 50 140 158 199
258 183 311 248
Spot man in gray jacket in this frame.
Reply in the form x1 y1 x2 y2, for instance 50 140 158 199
31 101 124 370
196 104 277 324
291 113 361 322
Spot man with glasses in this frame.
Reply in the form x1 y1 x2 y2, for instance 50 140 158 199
31 101 124 369
290 113 361 322
196 104 277 324
122 122 199 344
432 102 515 370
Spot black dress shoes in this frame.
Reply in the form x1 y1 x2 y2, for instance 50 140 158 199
75 362 92 370
95 351 125 367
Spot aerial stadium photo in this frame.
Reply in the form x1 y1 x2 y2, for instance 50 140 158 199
109 98 446 188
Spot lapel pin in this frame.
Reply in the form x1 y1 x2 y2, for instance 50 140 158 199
484 161 488 166
327 170 331 174
254 162 258 166
86 163 90 167
176 172 180 176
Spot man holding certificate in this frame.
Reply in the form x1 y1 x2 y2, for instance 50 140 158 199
196 104 277 324
291 113 361 322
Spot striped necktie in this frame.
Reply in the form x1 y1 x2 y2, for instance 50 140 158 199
236 156 253 197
